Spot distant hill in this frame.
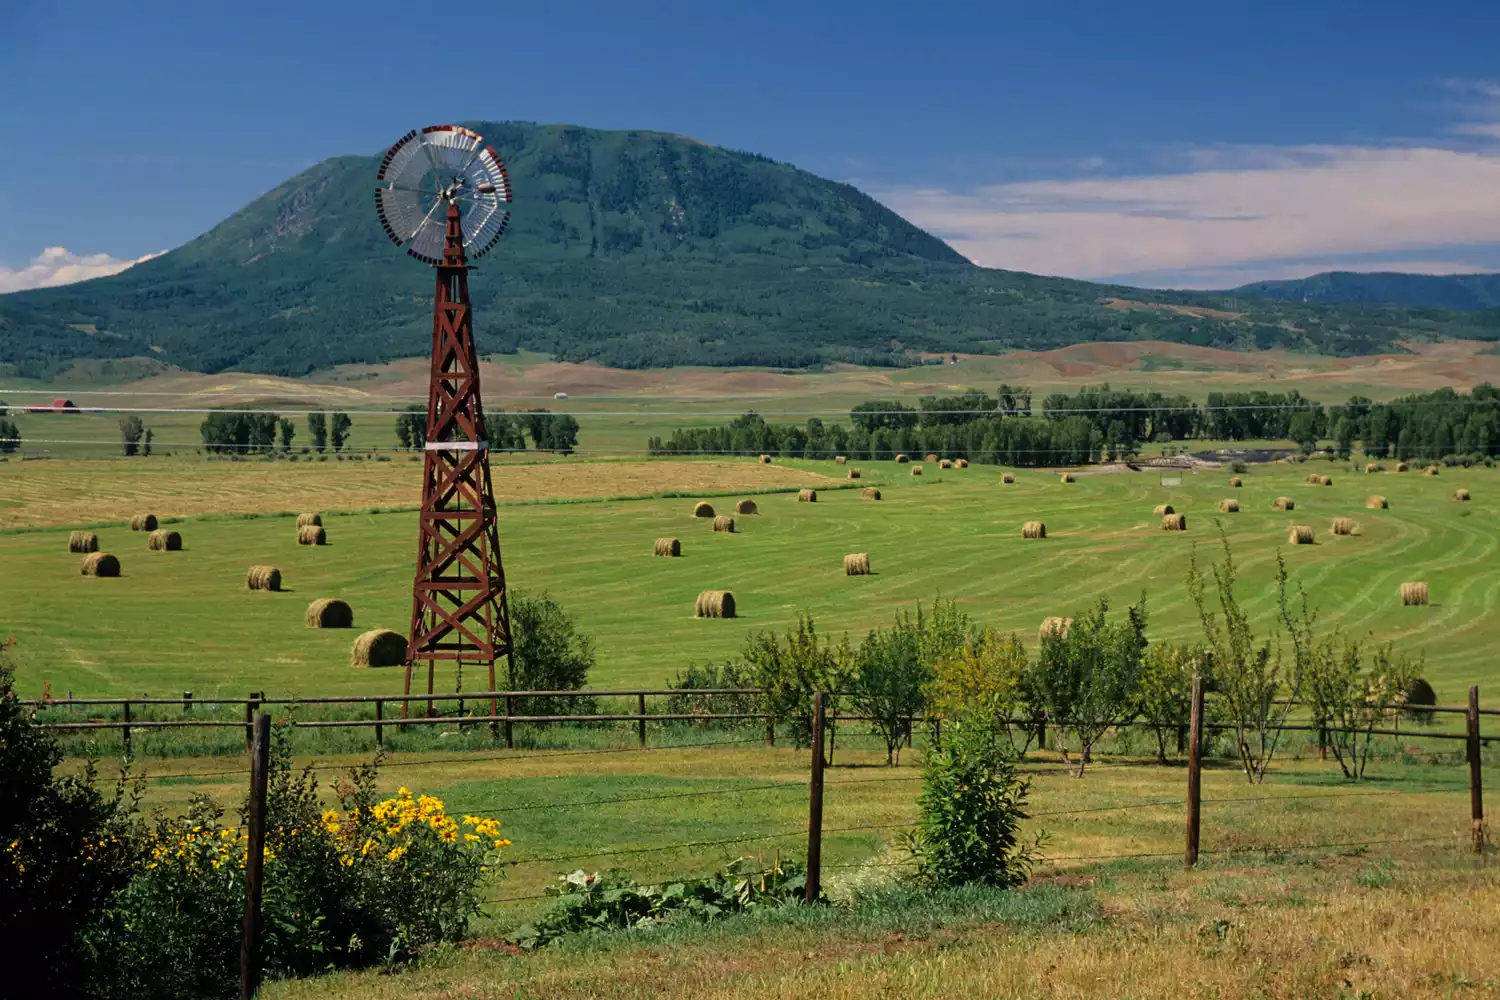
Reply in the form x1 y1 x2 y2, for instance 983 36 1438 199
3 122 1499 378
1229 271 1500 311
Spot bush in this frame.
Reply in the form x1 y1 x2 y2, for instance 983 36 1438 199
1229 460 1248 474
907 719 1034 888
742 615 854 759
508 591 596 716
927 628 1034 755
666 661 757 723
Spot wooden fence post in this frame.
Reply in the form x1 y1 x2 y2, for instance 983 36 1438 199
244 692 262 751
1037 710 1047 751
374 699 384 749
240 712 271 1000
121 701 132 759
1469 685 1485 854
1185 674 1204 867
805 691 825 903
637 693 647 748
183 691 193 713
503 695 514 750
765 713 775 747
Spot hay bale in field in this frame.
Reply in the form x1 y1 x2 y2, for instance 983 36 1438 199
129 514 158 532
1454 488 1471 501
653 537 681 557
296 513 322 528
692 501 715 518
1272 496 1295 511
246 566 283 591
1396 462 1409 472
1306 472 1322 484
925 453 939 464
1039 616 1072 641
798 489 817 502
712 515 735 533
1320 475 1333 486
910 466 923 477
1229 476 1243 488
1401 581 1429 606
351 629 406 668
81 552 120 577
1287 524 1315 545
1366 495 1388 509
1403 678 1437 722
1161 513 1187 531
306 598 353 628
759 454 771 464
297 524 327 545
1021 520 1047 539
1059 472 1075 483
939 459 953 470
735 499 758 515
895 453 909 464
1219 498 1240 513
1153 503 1175 516
68 530 98 553
1002 473 1015 484
847 468 861 480
861 487 882 500
1423 465 1440 476
1332 517 1356 536
843 552 871 576
956 458 969 468
147 529 182 551
695 590 736 619
835 456 847 465
1365 463 1383 474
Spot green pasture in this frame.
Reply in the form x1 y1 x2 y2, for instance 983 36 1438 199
2 457 1497 703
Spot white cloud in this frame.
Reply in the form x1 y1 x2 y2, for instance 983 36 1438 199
875 88 1500 289
0 246 165 294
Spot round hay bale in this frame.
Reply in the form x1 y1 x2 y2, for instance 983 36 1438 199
1229 476 1243 487
843 552 871 576
1331 517 1356 536
895 453 909 464
1306 472 1322 484
847 468 861 480
797 489 817 502
147 529 182 551
653 537 681 557
1401 581 1429 606
910 466 923 477
246 565 283 591
834 455 847 465
956 458 969 468
129 514 158 532
1038 616 1072 641
759 454 771 464
1396 462 1409 472
1153 503 1175 516
1272 496 1295 511
306 598 353 629
1021 520 1046 539
692 501 715 518
1423 465 1440 476
861 487 882 500
351 629 406 668
925 453 939 464
1288 524 1315 545
1002 473 1015 484
1403 678 1437 722
1161 513 1187 531
68 530 99 554
297 524 327 545
296 512 322 528
1365 462 1382 474
81 552 120 577
734 499 758 515
1059 472 1075 484
1366 495 1388 509
712 515 735 533
1454 488 1471 501
694 590 736 619
1320 475 1333 486
939 459 953 470
1219 498 1240 513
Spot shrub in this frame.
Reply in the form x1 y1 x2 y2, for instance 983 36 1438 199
508 591 596 716
907 719 1034 888
928 628 1034 755
1136 641 1201 762
666 661 757 723
1303 636 1423 780
742 615 854 759
1229 460 1248 474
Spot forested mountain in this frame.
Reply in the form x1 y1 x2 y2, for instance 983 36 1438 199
3 122 1500 377
1230 271 1500 311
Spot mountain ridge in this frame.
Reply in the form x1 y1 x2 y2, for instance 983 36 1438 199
1229 270 1500 311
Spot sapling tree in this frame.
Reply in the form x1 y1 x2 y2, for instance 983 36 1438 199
927 628 1033 756
1136 641 1200 763
1304 634 1423 780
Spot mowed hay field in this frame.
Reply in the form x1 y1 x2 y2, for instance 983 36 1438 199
3 457 1498 700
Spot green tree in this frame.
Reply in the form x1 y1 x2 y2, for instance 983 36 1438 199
0 418 17 454
277 417 295 451
118 415 145 457
1303 634 1422 780
741 615 853 763
1288 410 1319 453
395 406 425 450
307 412 328 453
928 628 1033 755
849 618 925 766
329 412 351 453
141 428 153 457
1136 641 1199 763
507 591 596 716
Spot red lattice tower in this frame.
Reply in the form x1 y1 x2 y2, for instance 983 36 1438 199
374 125 515 717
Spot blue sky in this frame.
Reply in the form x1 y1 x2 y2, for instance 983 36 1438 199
2 0 1498 290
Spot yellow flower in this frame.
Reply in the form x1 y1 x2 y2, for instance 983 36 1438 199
463 834 480 843
385 845 407 862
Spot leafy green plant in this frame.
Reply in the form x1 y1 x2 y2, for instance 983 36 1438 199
742 615 854 761
847 598 971 765
1304 635 1423 779
507 591 597 717
928 628 1034 755
1136 641 1200 763
507 857 806 949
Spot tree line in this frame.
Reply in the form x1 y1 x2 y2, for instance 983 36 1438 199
394 406 580 453
199 411 345 454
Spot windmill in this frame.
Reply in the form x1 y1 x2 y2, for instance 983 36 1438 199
375 125 515 719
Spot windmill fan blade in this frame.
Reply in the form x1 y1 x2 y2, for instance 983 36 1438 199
375 124 513 264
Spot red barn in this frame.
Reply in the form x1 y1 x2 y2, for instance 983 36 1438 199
23 398 78 414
